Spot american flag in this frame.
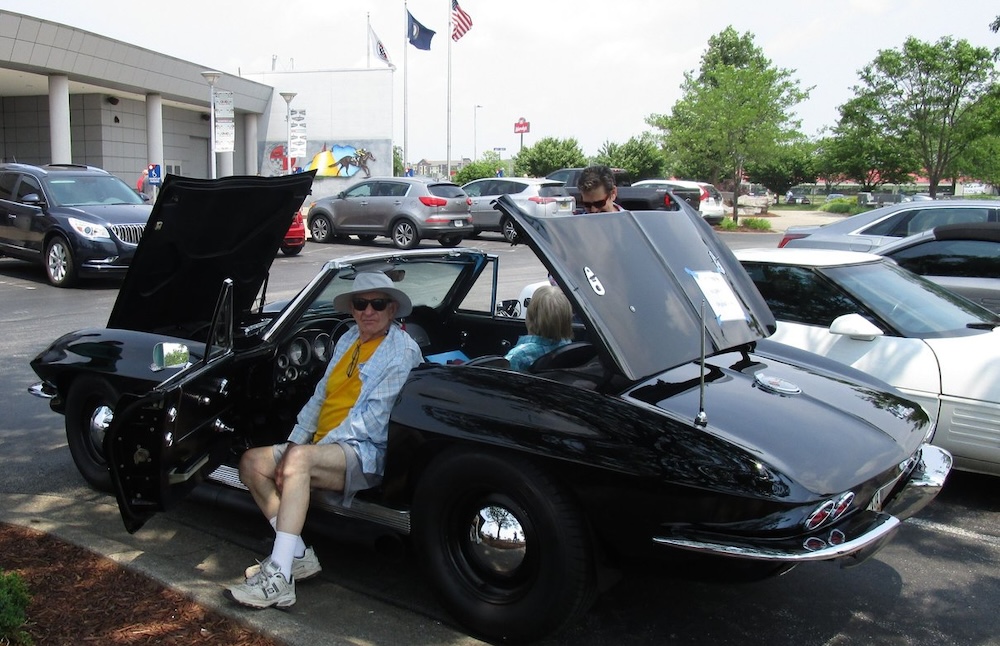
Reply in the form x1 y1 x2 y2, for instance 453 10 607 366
451 0 473 41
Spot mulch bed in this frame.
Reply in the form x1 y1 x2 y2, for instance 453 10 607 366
0 522 283 645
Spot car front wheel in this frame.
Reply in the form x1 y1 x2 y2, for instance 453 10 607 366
390 220 419 249
65 376 119 491
412 448 596 643
309 214 333 243
45 235 78 287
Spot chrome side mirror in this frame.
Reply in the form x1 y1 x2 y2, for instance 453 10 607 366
152 342 190 371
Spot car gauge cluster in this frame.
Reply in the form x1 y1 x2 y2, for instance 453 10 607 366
275 331 333 384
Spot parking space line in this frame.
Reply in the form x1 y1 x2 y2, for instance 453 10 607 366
0 279 37 290
907 517 1000 549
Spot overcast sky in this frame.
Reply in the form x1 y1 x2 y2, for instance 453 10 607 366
6 0 998 163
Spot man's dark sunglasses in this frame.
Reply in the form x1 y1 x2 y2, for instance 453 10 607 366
581 195 611 210
352 297 392 312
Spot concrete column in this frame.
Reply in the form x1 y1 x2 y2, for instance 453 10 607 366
244 113 259 175
145 93 164 168
48 75 71 163
219 151 234 177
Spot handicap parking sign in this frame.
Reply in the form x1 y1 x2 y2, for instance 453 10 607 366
147 164 162 185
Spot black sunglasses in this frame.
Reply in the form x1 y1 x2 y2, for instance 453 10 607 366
352 297 392 312
581 194 611 210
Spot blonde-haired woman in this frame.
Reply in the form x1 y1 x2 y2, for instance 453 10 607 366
505 285 573 372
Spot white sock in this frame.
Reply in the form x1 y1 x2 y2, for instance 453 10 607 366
270 531 298 581
270 517 307 558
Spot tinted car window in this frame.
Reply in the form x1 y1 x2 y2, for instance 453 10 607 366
17 175 42 199
538 186 569 197
889 239 1000 278
463 180 486 197
743 263 858 327
862 209 916 237
866 207 992 238
345 183 373 198
380 181 409 197
0 172 15 200
428 183 466 198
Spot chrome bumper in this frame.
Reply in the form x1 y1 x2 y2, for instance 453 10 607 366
653 443 952 565
28 381 57 399
881 443 952 522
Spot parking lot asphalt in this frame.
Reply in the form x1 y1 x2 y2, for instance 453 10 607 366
0 208 841 646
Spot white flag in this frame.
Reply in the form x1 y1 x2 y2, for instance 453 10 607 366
369 25 394 68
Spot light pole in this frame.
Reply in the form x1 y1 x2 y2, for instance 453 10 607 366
279 92 297 175
473 104 483 160
200 71 221 179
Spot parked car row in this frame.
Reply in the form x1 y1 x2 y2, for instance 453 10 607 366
632 179 726 224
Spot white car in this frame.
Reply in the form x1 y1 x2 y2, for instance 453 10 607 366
462 177 574 242
736 247 1000 477
632 179 725 224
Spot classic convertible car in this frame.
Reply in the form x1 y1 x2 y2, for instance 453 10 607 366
30 173 951 643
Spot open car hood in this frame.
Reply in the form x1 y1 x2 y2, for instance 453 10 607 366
108 173 315 333
497 195 775 381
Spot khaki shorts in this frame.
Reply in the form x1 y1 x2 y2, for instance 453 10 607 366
272 441 381 508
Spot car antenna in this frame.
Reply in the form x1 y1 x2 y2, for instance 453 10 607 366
257 273 269 313
695 299 708 427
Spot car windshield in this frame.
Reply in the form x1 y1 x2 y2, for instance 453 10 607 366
45 175 145 206
823 261 999 337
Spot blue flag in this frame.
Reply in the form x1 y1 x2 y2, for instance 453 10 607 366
407 10 435 50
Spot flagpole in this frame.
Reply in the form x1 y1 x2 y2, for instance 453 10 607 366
366 13 371 68
403 1 409 175
446 0 452 180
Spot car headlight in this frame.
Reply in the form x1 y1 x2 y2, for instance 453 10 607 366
68 217 110 240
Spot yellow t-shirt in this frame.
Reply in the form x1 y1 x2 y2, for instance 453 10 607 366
313 335 385 444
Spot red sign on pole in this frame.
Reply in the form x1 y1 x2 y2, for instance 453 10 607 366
514 117 530 134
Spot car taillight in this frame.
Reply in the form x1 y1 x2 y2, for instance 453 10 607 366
778 233 809 248
528 196 555 204
466 197 473 206
419 196 448 207
700 186 710 202
662 193 673 208
292 212 303 225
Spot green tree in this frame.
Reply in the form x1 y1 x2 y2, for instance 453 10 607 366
823 96 919 190
593 133 666 181
850 36 999 197
393 145 404 176
745 140 818 200
512 137 586 177
647 27 810 222
453 151 504 185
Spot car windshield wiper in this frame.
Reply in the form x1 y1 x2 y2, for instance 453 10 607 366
967 321 1000 330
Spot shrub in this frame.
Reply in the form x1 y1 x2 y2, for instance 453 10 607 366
820 199 864 215
0 569 32 645
742 218 772 231
717 217 738 231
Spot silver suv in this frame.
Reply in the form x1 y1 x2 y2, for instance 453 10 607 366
306 177 473 249
462 177 574 242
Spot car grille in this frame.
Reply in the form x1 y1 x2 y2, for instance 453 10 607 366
110 224 146 245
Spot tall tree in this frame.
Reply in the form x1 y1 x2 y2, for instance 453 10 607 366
745 140 818 200
594 133 666 181
824 96 920 190
647 27 809 222
512 137 586 178
850 36 999 197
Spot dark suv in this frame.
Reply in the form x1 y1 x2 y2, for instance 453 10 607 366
0 163 152 287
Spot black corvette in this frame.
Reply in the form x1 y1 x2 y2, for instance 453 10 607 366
30 172 951 643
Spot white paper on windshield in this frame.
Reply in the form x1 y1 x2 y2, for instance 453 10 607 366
690 270 746 322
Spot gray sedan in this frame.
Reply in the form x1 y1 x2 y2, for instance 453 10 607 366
779 199 1000 251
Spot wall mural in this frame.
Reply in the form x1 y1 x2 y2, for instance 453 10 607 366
264 143 376 178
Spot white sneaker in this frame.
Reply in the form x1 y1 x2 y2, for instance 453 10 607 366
244 547 322 582
228 557 296 609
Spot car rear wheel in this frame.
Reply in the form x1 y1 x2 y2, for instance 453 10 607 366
412 448 596 643
65 376 119 492
309 214 333 243
390 220 419 249
357 234 377 242
438 234 462 248
501 217 518 243
280 245 302 256
45 235 78 287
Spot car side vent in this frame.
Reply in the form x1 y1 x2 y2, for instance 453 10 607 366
110 224 146 245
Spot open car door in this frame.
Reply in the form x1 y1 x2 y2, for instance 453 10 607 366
106 281 241 533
